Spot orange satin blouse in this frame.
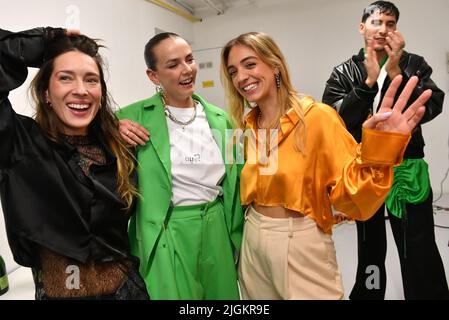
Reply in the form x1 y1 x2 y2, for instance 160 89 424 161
240 96 410 234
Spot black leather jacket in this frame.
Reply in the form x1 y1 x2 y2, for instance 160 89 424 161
322 49 444 159
0 28 133 267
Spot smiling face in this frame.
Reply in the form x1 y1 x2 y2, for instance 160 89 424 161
360 10 397 52
226 44 278 107
146 36 197 106
45 50 102 136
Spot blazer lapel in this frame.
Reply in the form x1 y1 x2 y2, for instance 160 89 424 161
142 95 171 181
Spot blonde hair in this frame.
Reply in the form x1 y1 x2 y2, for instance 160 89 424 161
220 32 306 154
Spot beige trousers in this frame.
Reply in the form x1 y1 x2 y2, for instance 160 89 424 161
238 206 344 300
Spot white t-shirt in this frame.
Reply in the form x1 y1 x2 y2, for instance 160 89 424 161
165 101 225 206
373 64 388 112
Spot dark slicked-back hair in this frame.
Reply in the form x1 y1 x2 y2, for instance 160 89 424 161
362 1 400 22
144 32 180 70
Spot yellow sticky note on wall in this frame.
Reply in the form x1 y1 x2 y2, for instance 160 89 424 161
202 80 215 88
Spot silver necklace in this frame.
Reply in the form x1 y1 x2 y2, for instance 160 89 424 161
163 95 197 129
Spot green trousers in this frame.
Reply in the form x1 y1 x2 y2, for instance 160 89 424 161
145 198 240 300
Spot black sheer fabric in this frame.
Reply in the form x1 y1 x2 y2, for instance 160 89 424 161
34 257 149 300
0 28 147 300
0 28 132 267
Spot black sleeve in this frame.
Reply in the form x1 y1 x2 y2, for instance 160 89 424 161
0 27 65 95
398 55 444 124
322 64 378 142
0 27 64 166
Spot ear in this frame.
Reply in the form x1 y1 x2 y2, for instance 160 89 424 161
146 69 160 85
274 66 280 76
359 22 366 35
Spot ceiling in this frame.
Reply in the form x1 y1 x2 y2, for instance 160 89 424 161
164 0 256 20
148 0 297 22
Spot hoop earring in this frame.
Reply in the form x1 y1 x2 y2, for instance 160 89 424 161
275 73 281 89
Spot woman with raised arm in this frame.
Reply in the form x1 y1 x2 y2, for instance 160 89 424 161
220 32 430 299
0 27 148 299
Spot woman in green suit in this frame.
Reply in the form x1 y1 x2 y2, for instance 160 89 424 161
117 33 243 300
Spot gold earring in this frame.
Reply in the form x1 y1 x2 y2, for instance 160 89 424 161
275 73 281 89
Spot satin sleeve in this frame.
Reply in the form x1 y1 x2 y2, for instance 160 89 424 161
322 109 410 221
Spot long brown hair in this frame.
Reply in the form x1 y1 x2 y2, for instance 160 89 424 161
30 34 137 210
221 32 306 154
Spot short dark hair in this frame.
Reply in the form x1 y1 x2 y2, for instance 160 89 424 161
362 1 400 22
144 32 180 70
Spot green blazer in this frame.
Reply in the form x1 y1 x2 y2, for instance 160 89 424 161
116 93 243 275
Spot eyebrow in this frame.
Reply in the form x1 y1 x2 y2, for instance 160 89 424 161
55 70 100 77
227 55 257 70
164 53 194 64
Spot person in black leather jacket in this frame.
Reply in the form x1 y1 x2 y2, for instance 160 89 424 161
323 1 448 300
0 27 148 299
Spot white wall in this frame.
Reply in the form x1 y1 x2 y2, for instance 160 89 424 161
1 0 448 281
192 0 449 195
0 0 193 273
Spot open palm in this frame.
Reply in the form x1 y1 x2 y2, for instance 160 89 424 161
363 75 430 134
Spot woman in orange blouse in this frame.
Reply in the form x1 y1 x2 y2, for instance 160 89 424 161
220 32 430 299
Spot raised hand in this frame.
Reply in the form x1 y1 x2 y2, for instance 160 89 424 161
119 119 150 146
65 29 81 36
364 39 380 88
362 75 430 134
385 30 405 79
